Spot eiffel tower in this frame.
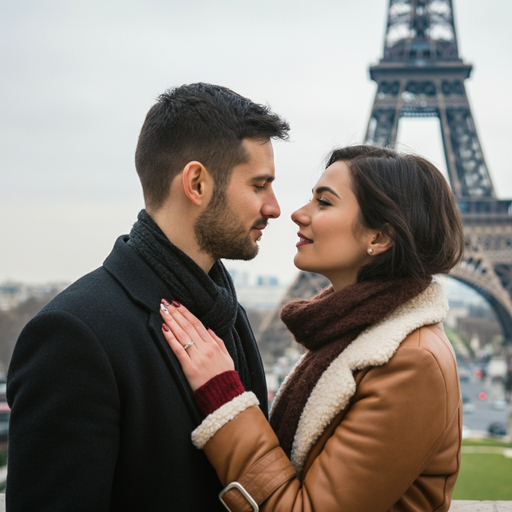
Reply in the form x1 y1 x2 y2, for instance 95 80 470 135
258 0 512 362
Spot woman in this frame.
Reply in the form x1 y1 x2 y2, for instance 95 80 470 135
160 145 464 511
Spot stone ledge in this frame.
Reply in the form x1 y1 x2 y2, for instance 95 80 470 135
450 501 512 511
0 496 509 511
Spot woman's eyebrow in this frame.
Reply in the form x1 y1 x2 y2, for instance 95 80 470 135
313 186 340 199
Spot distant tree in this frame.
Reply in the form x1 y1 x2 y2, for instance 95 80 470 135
245 309 268 339
443 325 474 359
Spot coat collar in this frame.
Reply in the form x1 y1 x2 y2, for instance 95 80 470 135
103 235 203 425
103 235 171 312
272 282 449 475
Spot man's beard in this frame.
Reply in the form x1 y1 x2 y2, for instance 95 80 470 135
194 191 265 262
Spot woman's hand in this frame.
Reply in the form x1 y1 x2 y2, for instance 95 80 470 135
159 299 235 391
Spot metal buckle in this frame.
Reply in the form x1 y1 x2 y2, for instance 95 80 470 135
219 481 259 511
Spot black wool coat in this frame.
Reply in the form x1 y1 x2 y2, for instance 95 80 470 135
7 236 268 512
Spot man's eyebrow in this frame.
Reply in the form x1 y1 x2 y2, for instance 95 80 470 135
252 174 275 183
313 186 340 199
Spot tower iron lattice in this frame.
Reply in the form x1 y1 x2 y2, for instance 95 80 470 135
258 0 512 360
366 0 492 200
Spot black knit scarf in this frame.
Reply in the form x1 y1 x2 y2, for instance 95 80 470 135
128 210 255 392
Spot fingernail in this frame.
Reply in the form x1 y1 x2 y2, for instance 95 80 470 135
162 323 170 332
161 299 171 307
160 303 169 314
171 300 181 308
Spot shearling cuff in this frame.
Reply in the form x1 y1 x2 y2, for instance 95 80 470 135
191 391 259 449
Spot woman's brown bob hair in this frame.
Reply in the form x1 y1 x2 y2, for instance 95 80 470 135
326 145 466 283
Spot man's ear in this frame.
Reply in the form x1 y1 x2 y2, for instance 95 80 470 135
368 224 394 255
181 161 211 206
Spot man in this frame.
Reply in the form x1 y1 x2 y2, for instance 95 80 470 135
7 83 289 511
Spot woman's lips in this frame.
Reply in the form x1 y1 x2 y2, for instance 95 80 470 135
296 232 313 247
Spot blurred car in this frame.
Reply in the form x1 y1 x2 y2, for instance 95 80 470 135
491 399 507 410
487 422 507 436
0 402 10 442
462 396 476 413
462 425 471 439
458 368 470 382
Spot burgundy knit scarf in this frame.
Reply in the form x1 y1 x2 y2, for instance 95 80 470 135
270 278 431 458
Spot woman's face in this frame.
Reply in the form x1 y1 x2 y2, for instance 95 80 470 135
291 160 375 291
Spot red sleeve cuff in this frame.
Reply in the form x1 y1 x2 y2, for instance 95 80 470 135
193 370 245 417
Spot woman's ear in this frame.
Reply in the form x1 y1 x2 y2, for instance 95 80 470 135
182 161 212 206
368 224 394 256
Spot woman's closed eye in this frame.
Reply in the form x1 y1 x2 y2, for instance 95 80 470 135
316 197 331 206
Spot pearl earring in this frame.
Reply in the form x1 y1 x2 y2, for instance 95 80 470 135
368 248 374 255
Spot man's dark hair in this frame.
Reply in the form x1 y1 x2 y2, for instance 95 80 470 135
135 83 290 211
326 145 466 282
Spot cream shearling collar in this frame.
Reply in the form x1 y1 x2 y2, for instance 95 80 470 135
272 281 449 474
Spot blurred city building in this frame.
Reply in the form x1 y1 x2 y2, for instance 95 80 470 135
228 269 288 312
0 281 67 312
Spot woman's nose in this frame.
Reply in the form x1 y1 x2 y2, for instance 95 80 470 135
291 204 310 226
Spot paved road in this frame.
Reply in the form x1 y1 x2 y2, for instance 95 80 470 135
460 379 511 434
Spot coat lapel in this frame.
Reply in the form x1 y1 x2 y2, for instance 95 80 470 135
274 282 449 475
104 235 203 425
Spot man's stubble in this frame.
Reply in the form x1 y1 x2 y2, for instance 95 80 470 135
194 190 265 262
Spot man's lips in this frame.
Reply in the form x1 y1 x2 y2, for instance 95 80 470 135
296 232 313 247
252 223 267 238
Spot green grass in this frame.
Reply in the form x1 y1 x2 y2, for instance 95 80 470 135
452 440 512 500
462 438 512 448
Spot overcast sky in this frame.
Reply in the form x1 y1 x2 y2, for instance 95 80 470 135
1 0 511 286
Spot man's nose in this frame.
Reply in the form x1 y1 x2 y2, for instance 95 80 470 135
262 190 281 219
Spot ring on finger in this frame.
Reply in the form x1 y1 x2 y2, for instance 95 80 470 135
183 341 194 350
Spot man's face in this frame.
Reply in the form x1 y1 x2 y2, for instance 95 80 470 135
194 138 280 261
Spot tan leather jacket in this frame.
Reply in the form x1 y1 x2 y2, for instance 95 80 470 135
193 283 462 512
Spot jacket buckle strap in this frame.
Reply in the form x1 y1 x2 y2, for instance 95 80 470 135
219 482 259 512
